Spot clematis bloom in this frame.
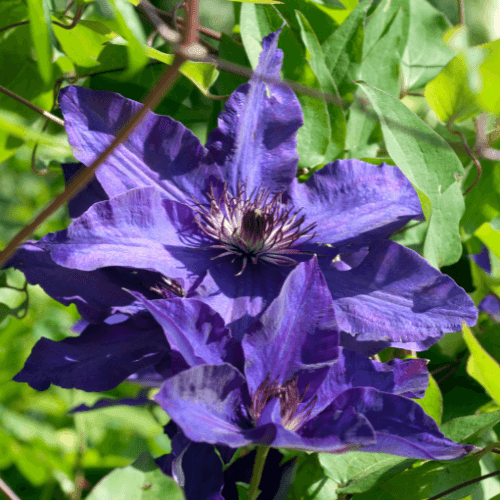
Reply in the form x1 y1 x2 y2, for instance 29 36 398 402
146 259 473 460
7 30 476 355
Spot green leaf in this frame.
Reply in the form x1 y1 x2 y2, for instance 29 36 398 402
274 0 339 45
146 47 219 96
95 0 148 78
286 454 338 500
415 373 443 425
475 222 500 262
86 452 184 500
477 39 500 115
235 482 252 499
463 324 500 406
279 26 331 168
0 110 71 154
319 452 413 494
359 82 465 268
378 454 482 500
424 52 484 123
216 33 250 95
240 3 283 69
296 11 346 161
462 157 500 238
321 1 369 96
0 303 10 323
26 0 53 84
401 0 454 90
346 0 410 155
53 20 116 68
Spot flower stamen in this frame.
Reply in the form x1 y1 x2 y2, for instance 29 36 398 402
249 375 317 431
192 183 317 275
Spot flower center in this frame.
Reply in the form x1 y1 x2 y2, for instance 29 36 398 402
249 375 317 431
193 184 316 275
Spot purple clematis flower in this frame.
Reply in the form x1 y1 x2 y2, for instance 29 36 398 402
7 30 476 353
148 258 473 460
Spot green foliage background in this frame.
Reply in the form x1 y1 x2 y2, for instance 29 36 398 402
2 0 500 498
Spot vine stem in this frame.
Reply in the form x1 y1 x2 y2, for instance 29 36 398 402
248 446 270 500
0 84 64 127
427 468 500 500
0 476 22 500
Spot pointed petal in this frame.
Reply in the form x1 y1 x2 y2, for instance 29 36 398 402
320 240 477 347
205 30 303 194
59 86 221 203
157 442 225 500
289 160 423 248
479 294 500 321
242 258 339 393
471 244 491 273
332 388 474 460
44 187 212 284
312 349 429 418
130 293 241 368
155 364 263 448
13 311 169 392
261 399 376 452
62 163 109 219
5 244 154 323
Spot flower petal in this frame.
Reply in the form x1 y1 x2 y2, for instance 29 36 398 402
59 86 221 203
319 240 477 347
156 441 225 500
62 163 109 219
44 187 212 285
5 244 153 323
311 349 429 418
289 160 423 249
13 311 169 392
332 387 474 460
155 364 268 448
479 295 500 321
261 398 376 452
130 293 242 368
243 258 339 394
191 260 290 341
205 30 303 195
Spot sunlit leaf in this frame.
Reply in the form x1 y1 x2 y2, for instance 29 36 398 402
53 20 117 68
321 1 368 96
346 0 409 156
146 47 219 95
320 452 412 495
425 52 484 123
477 39 500 115
463 324 500 406
402 0 454 90
25 0 53 84
414 373 443 425
86 452 184 500
359 82 465 267
378 454 481 500
296 11 346 161
95 0 148 78
0 110 71 156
